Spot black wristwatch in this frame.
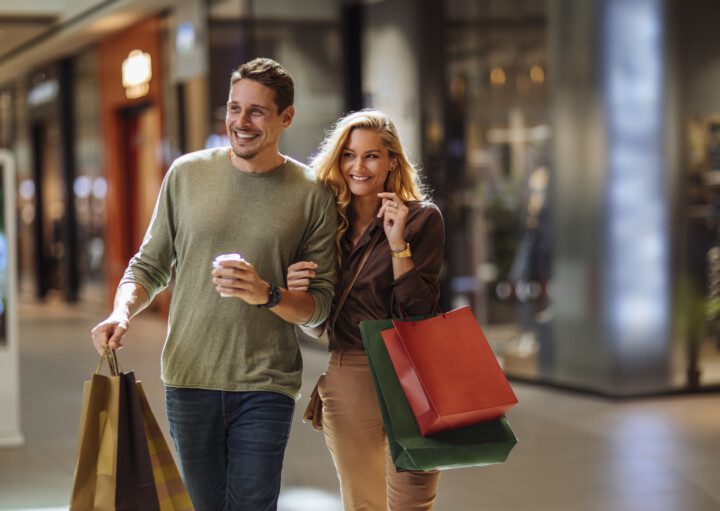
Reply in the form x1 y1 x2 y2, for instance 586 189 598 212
258 283 282 309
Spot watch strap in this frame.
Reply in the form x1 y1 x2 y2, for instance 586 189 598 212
258 283 281 308
390 242 411 259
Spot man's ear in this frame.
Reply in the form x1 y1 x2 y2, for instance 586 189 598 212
280 105 295 128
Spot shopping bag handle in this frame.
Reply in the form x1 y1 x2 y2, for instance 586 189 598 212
393 297 445 324
95 346 121 376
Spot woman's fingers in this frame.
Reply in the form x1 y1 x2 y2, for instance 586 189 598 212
289 261 317 271
289 268 316 278
287 261 316 292
377 192 399 200
288 278 311 291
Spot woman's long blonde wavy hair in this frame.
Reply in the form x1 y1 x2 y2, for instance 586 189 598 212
310 109 426 266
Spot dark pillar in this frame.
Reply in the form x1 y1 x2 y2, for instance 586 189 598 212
341 2 363 113
59 58 79 302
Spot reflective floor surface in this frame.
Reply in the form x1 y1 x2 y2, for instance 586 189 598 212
1 299 719 511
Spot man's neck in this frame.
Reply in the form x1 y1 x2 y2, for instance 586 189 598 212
229 149 287 174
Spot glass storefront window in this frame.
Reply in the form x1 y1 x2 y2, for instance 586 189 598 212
13 81 34 298
74 50 105 302
444 1 550 378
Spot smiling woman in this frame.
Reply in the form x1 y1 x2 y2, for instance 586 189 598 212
289 109 444 510
340 128 395 199
311 109 426 262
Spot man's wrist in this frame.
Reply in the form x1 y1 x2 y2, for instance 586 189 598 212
258 282 282 308
109 309 130 324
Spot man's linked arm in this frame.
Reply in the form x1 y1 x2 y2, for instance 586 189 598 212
273 192 337 326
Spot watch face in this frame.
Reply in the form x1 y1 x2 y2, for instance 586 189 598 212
270 285 281 306
260 284 281 308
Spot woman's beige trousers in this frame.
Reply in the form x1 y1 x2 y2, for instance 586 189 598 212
318 350 440 511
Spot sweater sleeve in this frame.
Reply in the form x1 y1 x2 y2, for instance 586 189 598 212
119 167 177 299
391 204 445 316
299 191 337 327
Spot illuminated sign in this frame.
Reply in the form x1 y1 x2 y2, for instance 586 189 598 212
122 50 152 99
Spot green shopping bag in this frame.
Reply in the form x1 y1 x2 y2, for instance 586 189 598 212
360 317 517 471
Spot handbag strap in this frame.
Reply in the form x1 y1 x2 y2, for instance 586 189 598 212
329 227 383 334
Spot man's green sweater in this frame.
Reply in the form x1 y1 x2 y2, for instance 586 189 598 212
120 148 336 399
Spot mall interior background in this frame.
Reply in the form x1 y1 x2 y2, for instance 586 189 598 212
0 0 719 446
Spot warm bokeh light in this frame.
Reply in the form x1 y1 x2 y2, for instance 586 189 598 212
530 64 545 84
490 66 506 86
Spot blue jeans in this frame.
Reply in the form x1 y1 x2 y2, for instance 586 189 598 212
165 387 295 511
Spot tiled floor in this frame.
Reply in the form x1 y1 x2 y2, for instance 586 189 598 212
1 299 719 511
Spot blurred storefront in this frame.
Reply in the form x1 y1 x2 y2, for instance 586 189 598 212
15 61 80 302
361 0 719 396
441 0 720 396
675 0 720 391
441 0 551 382
1 49 104 304
97 16 170 313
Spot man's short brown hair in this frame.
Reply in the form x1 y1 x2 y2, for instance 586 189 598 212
230 58 294 113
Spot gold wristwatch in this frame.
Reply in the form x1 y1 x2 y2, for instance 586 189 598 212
390 242 412 259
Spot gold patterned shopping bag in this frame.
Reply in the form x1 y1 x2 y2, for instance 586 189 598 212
136 382 194 510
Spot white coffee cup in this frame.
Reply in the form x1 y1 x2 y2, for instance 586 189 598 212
213 253 245 296
213 253 245 269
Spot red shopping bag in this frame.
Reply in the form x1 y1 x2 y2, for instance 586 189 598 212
382 306 517 436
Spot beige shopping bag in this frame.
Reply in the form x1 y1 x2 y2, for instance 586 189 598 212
70 351 122 510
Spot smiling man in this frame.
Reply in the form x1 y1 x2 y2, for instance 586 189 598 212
90 58 337 511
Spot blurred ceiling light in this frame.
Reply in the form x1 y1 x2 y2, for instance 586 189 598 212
496 281 512 300
28 79 58 106
92 177 108 200
530 65 545 84
176 22 196 54
490 67 506 86
73 175 92 199
122 50 152 99
18 179 35 200
426 120 443 145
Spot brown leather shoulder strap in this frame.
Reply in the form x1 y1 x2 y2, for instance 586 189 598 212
329 228 383 333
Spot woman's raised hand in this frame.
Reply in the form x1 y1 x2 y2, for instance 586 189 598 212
377 192 409 249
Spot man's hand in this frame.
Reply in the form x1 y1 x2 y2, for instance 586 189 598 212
91 314 129 355
212 259 271 305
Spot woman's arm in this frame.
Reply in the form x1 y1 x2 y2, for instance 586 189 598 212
389 204 445 316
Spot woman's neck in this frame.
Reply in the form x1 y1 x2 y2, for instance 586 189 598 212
351 194 380 226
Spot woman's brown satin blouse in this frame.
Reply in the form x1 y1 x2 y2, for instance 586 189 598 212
328 201 445 352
